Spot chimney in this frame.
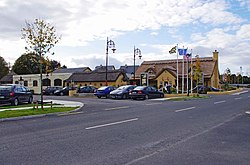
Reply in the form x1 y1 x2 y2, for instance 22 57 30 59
212 50 219 88
213 50 219 61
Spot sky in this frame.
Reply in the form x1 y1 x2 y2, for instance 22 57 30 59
0 0 250 76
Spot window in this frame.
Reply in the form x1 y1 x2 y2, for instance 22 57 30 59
24 81 28 86
33 80 38 87
54 79 62 86
43 79 51 87
147 69 155 75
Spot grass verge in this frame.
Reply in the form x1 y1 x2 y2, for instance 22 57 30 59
169 95 209 101
0 103 60 109
0 107 78 119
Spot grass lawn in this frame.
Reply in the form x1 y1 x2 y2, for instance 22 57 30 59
169 95 209 101
0 103 60 109
0 107 78 119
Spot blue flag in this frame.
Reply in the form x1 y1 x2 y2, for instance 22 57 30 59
178 48 188 55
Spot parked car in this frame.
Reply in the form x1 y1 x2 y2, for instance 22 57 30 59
210 86 220 92
77 86 97 93
0 84 33 106
54 86 76 96
110 85 136 99
43 86 62 95
129 86 164 100
94 86 116 98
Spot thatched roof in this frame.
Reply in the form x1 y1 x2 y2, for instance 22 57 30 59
0 72 16 84
53 67 91 73
134 57 216 79
66 70 128 82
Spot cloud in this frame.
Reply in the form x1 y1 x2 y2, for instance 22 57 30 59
0 0 249 75
236 24 250 40
0 0 243 43
150 32 158 36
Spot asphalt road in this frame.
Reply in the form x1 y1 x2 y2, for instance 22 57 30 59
1 91 250 165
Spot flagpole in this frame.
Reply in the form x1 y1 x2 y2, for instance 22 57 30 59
191 49 193 94
186 52 188 94
182 46 184 94
176 44 179 94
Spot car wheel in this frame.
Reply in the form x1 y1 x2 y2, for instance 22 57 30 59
49 92 53 95
160 94 164 98
97 96 101 99
12 98 19 106
106 94 110 98
60 92 64 96
28 97 33 104
144 95 149 100
122 94 126 99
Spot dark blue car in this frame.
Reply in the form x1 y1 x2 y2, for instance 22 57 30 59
94 86 116 98
0 84 33 106
110 85 136 99
129 86 164 100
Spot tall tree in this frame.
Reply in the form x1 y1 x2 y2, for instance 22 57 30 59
224 68 231 83
12 53 64 74
193 55 202 85
0 56 9 79
21 18 60 108
12 53 41 74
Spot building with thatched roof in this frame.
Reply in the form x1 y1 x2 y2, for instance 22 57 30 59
66 69 129 88
133 50 220 90
0 71 16 84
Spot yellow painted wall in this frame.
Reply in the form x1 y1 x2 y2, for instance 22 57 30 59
155 70 176 89
74 75 128 88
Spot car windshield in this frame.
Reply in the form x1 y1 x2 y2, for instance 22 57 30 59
98 86 108 90
0 86 12 91
134 86 145 90
117 86 129 90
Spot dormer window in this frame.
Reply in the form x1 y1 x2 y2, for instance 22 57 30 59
146 68 155 75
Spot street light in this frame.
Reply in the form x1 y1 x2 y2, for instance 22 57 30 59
105 37 116 86
46 73 49 88
133 46 142 85
19 76 24 85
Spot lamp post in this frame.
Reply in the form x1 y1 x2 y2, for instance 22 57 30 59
133 46 142 85
105 37 116 86
46 73 49 88
19 76 24 85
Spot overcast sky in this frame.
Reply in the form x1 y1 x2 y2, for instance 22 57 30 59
0 0 250 75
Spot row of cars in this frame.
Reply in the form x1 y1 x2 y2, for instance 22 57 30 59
43 86 97 96
94 85 165 100
43 85 165 100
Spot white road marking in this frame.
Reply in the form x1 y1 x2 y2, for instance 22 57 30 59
248 96 250 98
231 90 249 95
175 107 196 113
214 100 226 104
245 111 250 115
105 106 130 111
235 97 242 100
125 113 242 165
145 103 163 106
85 118 138 130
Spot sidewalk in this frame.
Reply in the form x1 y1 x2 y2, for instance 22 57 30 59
0 100 84 122
0 99 83 112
